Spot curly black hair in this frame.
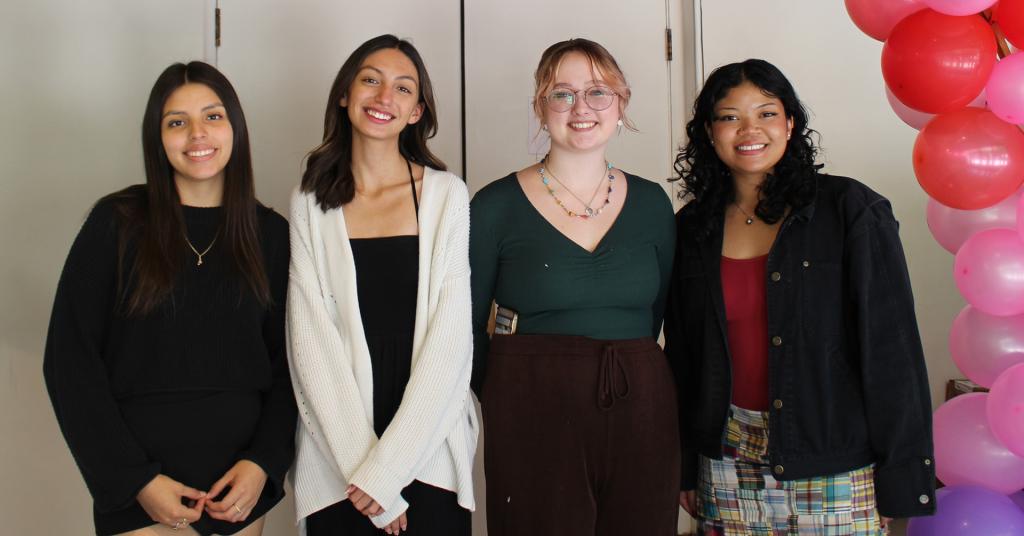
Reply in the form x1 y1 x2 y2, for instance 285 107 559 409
672 59 821 237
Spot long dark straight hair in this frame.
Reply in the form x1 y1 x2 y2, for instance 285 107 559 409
302 34 446 211
108 61 270 315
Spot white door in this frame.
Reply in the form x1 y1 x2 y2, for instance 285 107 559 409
216 0 463 215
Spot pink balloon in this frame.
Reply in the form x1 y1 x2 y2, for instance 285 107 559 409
987 52 1024 125
988 364 1024 457
955 229 1024 316
934 393 1024 494
887 86 988 130
1019 193 1024 240
949 305 1024 387
922 0 997 15
913 107 1024 210
926 189 1020 253
845 0 926 41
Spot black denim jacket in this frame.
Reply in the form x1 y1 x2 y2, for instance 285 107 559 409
664 174 936 518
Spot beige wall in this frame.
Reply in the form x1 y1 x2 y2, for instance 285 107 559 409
3 1 953 534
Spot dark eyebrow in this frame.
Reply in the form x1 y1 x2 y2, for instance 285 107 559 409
359 66 418 87
162 103 224 119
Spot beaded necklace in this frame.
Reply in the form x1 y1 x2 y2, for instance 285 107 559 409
539 157 615 219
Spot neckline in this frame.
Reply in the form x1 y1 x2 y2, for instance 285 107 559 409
721 253 769 262
510 170 631 255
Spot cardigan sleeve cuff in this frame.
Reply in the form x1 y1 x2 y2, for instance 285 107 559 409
350 456 408 523
874 455 936 518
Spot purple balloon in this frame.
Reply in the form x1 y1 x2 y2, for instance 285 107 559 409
927 189 1020 254
987 52 1024 125
954 228 1024 316
907 485 1024 536
1011 489 1024 511
933 393 1024 494
949 305 1024 387
987 363 1024 457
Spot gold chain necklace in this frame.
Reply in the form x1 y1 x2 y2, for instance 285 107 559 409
734 202 755 225
184 233 218 266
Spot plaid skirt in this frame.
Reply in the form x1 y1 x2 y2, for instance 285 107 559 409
697 405 884 536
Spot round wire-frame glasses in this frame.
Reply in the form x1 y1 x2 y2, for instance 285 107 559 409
543 86 618 112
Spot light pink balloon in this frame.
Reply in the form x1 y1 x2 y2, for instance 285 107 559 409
934 393 1024 494
949 305 1024 387
887 85 988 130
1019 192 1024 240
922 0 998 15
988 363 1024 457
845 0 926 41
954 228 1024 316
926 189 1020 253
987 52 1024 125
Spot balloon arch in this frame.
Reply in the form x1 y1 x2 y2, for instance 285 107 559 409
845 0 1024 532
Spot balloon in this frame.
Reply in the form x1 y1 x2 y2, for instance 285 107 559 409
988 363 1024 457
883 10 998 114
1011 489 1024 511
845 0 926 41
921 0 997 15
950 305 1024 387
887 86 987 130
913 107 1024 210
926 189 1019 254
1020 193 1024 240
907 485 1024 536
997 0 1024 50
933 393 1024 494
987 52 1024 125
955 229 1024 316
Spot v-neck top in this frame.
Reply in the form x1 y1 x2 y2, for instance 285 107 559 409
469 171 675 390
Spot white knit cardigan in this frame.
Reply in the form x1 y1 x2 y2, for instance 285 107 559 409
286 168 477 528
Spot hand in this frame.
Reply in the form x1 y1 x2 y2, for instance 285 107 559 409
204 459 267 523
382 512 408 534
679 490 697 517
346 484 384 517
880 516 893 531
136 474 207 529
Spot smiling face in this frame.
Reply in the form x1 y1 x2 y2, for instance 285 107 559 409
709 81 794 184
161 83 233 191
341 48 424 141
542 51 621 155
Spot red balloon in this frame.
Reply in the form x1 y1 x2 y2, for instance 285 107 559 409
997 0 1024 50
845 0 926 41
914 107 1024 209
883 10 998 114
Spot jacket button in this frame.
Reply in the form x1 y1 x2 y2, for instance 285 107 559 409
772 336 783 346
924 458 932 466
770 271 782 282
773 399 783 409
802 260 810 267
774 465 785 474
919 494 930 504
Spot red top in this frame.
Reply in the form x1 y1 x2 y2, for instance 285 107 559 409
721 254 770 411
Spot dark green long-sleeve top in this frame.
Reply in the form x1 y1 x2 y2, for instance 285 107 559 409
469 171 676 392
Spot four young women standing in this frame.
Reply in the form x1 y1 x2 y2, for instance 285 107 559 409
45 33 934 536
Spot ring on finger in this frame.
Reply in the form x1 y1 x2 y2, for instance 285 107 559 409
172 518 188 530
233 503 243 515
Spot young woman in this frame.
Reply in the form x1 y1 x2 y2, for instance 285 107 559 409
286 34 476 536
470 39 678 535
43 61 295 536
665 59 935 535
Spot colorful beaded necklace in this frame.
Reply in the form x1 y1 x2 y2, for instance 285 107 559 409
539 157 615 219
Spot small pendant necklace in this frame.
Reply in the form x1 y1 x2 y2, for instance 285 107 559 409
539 157 615 219
185 233 218 266
734 202 755 225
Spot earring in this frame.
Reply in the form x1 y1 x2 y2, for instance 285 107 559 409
616 119 623 127
710 140 715 146
542 124 548 131
787 132 791 140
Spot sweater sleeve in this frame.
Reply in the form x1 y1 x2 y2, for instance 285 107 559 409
469 189 500 395
237 213 297 499
349 184 474 526
42 202 162 513
846 199 936 517
285 190 409 514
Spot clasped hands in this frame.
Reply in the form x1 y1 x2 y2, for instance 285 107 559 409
136 460 267 529
347 484 408 534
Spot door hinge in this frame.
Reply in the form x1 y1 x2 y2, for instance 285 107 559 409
665 28 673 61
215 8 221 47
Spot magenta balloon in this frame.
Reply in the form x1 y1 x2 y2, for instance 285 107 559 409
907 485 1024 536
933 393 1024 494
988 52 1024 125
987 363 1024 457
926 190 1020 253
922 0 997 15
914 108 1024 210
955 229 1024 316
950 305 1024 387
845 0 926 41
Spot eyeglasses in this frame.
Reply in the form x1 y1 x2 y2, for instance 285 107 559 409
543 86 618 112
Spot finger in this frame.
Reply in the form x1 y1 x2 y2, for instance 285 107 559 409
206 472 234 504
176 482 207 502
365 499 382 516
399 512 408 532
